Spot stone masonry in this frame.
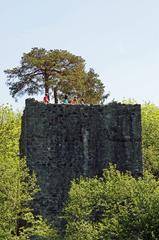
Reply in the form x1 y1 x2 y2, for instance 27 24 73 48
20 98 143 224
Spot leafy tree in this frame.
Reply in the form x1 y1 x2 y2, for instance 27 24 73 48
4 48 105 104
121 99 159 176
142 103 159 176
64 165 159 240
0 105 58 239
0 104 21 158
81 68 106 104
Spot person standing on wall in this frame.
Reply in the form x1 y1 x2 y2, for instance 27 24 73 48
63 95 69 104
81 98 84 104
70 96 78 105
43 93 49 104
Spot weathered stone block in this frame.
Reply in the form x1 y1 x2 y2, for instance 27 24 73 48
20 98 142 224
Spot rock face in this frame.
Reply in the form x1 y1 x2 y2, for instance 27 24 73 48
20 98 143 223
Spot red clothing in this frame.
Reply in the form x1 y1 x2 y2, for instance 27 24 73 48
43 95 49 104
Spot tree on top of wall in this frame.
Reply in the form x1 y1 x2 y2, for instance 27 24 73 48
4 47 106 104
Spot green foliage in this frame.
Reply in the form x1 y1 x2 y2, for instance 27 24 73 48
64 165 159 240
121 99 159 176
19 214 58 240
121 98 138 105
0 105 58 239
4 48 105 104
0 104 21 157
82 68 105 104
142 103 159 176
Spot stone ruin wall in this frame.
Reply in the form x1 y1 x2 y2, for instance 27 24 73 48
20 98 143 224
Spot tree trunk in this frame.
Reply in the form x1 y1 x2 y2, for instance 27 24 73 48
44 81 50 101
44 83 49 95
54 87 58 104
44 71 50 98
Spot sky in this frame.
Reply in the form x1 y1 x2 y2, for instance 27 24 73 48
1 0 159 110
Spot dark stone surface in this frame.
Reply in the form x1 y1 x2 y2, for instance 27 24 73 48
20 98 143 224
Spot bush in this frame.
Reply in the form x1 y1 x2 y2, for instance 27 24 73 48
64 165 159 240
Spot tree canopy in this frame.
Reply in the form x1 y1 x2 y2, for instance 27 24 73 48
142 103 159 176
64 165 159 240
4 48 105 104
122 99 159 177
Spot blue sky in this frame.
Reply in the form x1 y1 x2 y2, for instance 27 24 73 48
1 0 159 110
